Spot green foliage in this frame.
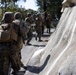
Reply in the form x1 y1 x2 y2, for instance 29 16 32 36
0 0 36 21
0 8 2 21
36 0 62 19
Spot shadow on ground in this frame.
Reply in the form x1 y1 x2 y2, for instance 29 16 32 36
26 55 51 74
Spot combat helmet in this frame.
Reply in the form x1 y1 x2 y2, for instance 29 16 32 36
2 12 14 23
14 12 22 19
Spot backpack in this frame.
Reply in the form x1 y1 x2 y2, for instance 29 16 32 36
13 20 29 39
13 20 29 49
0 23 18 42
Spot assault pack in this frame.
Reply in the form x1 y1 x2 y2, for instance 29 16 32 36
13 20 29 40
0 23 18 42
13 19 29 49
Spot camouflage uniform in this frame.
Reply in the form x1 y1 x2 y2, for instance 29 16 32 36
0 12 26 75
25 13 33 45
35 14 43 41
42 18 45 35
0 43 20 75
13 12 29 73
46 14 52 34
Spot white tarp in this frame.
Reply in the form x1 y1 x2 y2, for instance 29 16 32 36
39 3 76 75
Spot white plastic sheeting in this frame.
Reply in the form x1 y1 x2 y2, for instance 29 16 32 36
38 4 76 75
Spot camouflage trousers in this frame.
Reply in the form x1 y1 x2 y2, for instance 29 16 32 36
36 27 42 40
0 44 21 75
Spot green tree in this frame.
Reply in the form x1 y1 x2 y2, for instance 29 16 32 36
0 0 27 20
0 0 26 11
36 0 62 20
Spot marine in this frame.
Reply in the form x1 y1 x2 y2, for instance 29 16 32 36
25 13 33 45
0 12 20 75
35 13 43 41
0 12 28 75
